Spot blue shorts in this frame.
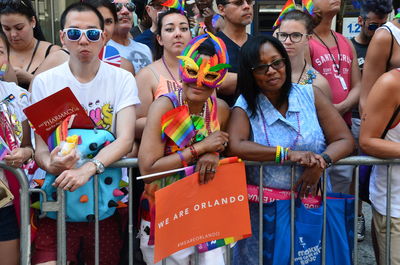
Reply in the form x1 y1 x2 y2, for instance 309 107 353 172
0 205 19 241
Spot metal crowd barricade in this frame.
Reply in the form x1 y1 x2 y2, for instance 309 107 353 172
0 161 30 265
13 156 400 264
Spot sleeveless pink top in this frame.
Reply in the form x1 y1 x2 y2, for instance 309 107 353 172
309 32 353 125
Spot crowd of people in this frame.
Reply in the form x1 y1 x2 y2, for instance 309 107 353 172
0 0 399 264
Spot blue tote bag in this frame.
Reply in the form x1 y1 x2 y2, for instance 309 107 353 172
263 193 354 265
264 199 323 265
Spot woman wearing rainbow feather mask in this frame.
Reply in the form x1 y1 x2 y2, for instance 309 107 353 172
138 32 231 265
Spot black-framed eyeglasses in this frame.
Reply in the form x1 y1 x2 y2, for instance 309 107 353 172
276 32 308 43
251 58 286 75
63 28 103 42
224 0 254 7
115 1 136 12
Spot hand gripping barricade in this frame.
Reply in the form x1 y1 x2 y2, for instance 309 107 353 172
40 128 124 222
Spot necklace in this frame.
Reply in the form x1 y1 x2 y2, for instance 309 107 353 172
313 30 341 75
178 89 212 135
296 59 307 84
162 56 181 86
258 105 301 149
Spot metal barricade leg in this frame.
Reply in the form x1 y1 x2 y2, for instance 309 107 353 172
16 167 31 265
290 166 295 265
322 170 327 265
258 165 263 265
354 166 359 265
386 165 392 265
128 167 134 265
94 174 100 265
57 188 67 265
225 244 231 265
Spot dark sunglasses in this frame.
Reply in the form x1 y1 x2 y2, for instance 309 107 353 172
115 1 136 12
251 58 286 75
224 0 254 6
367 23 384 31
63 28 102 42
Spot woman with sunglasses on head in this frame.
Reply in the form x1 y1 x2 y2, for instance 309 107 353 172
226 35 354 265
0 0 60 90
275 10 331 100
33 0 136 77
134 8 192 154
138 32 230 265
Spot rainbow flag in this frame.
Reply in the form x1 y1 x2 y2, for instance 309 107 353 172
161 105 196 148
0 136 10 160
161 0 185 14
302 0 314 15
273 0 296 29
47 116 70 151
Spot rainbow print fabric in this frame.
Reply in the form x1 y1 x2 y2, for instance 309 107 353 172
47 116 70 151
302 0 314 15
161 0 185 14
273 0 296 28
161 105 196 148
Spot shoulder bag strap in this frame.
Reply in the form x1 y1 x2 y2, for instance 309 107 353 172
381 105 400 138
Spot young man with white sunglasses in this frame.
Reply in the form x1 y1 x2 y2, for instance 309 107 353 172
31 3 139 265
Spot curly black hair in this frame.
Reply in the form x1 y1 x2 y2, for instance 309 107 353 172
360 0 393 18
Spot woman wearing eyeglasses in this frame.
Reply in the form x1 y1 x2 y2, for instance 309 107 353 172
275 10 331 100
226 35 354 265
0 0 60 90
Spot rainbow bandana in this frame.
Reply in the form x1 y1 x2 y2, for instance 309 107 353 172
273 0 296 29
161 0 185 14
302 0 314 15
177 32 231 89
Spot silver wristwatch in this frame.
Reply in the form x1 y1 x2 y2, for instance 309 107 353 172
90 159 105 174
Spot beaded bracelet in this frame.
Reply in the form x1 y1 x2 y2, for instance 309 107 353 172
189 145 199 161
177 151 188 167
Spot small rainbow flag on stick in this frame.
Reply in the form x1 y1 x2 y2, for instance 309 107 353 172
161 105 196 148
273 0 296 29
302 0 314 15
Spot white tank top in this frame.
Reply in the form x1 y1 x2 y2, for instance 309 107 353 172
379 21 400 46
370 113 400 217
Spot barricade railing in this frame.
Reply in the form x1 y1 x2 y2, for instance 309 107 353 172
0 161 31 265
9 156 400 265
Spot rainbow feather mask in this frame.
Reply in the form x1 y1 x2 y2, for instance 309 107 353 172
177 32 231 89
302 0 314 15
161 0 185 14
273 0 296 29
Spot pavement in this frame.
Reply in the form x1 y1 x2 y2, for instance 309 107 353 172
357 203 376 265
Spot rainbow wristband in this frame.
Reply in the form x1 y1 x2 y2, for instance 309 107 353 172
280 146 285 164
275 146 281 163
177 151 188 167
